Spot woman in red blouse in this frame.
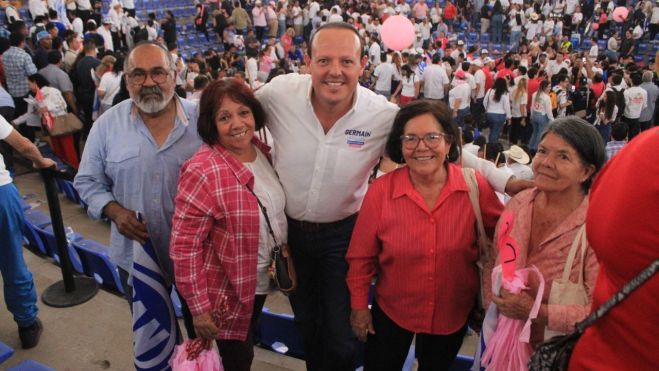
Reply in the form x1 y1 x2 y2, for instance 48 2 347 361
346 100 503 370
170 79 287 371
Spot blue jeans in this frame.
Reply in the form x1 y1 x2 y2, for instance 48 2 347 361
596 124 612 144
491 14 504 44
0 183 38 327
486 112 507 143
510 31 522 51
454 107 470 129
530 112 550 151
288 214 358 371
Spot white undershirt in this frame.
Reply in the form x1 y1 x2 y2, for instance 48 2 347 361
0 116 14 186
243 148 288 294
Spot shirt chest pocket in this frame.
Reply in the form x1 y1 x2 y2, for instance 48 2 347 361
105 146 141 194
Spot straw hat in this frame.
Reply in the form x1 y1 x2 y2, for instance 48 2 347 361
503 145 530 165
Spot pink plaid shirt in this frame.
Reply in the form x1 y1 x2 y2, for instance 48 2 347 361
170 139 271 340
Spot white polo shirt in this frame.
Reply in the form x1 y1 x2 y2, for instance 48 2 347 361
449 82 472 110
373 62 396 92
422 64 449 99
0 116 14 186
255 74 398 223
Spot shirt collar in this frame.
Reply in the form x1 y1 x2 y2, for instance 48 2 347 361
130 95 190 126
391 163 469 200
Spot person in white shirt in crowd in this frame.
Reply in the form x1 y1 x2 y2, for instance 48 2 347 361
98 18 115 52
593 90 619 143
328 7 343 23
421 53 449 101
622 72 648 139
372 54 397 99
392 64 420 106
449 69 472 128
509 77 529 145
483 77 511 142
639 70 659 132
121 0 136 17
553 74 572 118
588 36 599 63
369 35 381 66
418 18 432 49
254 22 528 371
69 10 84 36
461 124 480 157
29 0 48 20
530 79 554 151
97 56 123 114
503 144 533 182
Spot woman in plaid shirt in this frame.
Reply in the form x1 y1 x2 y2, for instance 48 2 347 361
170 79 287 371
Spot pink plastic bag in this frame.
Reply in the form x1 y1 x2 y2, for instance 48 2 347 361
480 265 545 371
170 339 223 371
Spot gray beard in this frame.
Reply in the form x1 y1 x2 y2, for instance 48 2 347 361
132 87 175 115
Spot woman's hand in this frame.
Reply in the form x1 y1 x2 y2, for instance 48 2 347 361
492 288 534 320
350 309 375 342
193 312 219 340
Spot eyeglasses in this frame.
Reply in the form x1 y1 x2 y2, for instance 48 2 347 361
125 67 172 85
400 133 452 150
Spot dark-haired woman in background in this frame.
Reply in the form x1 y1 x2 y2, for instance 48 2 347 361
593 90 618 143
346 100 503 370
483 77 511 143
170 79 287 371
483 117 604 348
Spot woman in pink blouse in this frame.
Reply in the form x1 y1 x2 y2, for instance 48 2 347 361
170 79 287 371
484 117 605 348
346 100 503 370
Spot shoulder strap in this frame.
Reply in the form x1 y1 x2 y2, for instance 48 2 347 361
461 167 490 262
576 259 659 333
245 185 279 246
561 224 588 285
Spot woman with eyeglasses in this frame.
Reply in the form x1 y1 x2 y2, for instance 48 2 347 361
482 117 604 351
346 100 503 370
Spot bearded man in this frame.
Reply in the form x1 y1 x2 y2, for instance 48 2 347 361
74 42 201 335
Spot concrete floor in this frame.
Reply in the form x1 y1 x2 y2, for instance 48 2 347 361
1 169 477 370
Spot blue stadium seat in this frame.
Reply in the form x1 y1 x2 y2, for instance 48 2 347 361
638 43 649 54
257 308 304 359
42 226 84 274
480 33 489 45
7 360 55 371
72 239 125 294
597 39 606 50
58 179 81 204
449 355 475 371
23 209 51 255
0 340 14 365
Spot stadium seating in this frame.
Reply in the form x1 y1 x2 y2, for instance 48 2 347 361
71 239 125 294
0 340 14 365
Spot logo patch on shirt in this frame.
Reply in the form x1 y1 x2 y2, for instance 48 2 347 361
345 129 371 148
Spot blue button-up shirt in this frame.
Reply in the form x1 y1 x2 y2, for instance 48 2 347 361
3 46 38 97
74 98 202 281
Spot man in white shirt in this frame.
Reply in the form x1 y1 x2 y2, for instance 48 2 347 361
368 37 381 66
471 58 487 124
98 18 115 52
0 115 56 349
421 53 449 100
622 73 648 139
449 69 472 128
255 22 529 371
372 54 396 99
29 0 48 19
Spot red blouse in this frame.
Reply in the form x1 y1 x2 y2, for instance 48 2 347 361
570 128 659 370
346 164 503 335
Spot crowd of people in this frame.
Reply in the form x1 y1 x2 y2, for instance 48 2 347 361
0 1 658 371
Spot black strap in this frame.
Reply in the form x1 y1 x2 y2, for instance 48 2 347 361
245 185 279 247
576 259 658 333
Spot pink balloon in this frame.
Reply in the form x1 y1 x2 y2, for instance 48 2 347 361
592 22 599 30
380 15 415 51
612 6 629 23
